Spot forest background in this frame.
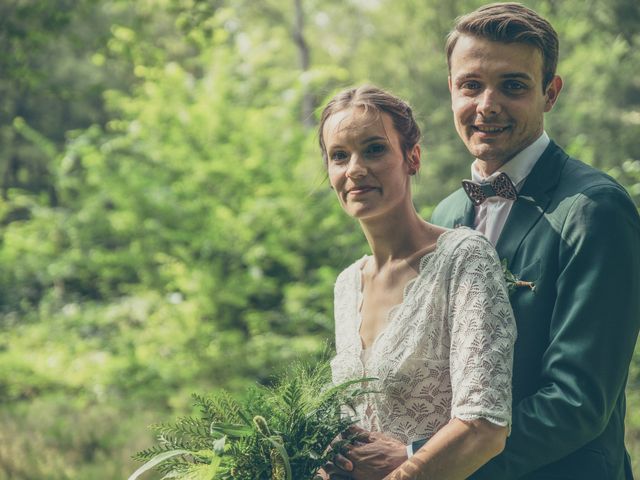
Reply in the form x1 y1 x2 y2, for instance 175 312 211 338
1 0 639 478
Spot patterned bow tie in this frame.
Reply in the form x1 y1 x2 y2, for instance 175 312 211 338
462 172 518 206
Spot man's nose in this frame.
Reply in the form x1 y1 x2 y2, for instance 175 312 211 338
476 89 502 117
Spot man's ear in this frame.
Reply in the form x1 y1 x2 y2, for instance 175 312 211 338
544 75 563 112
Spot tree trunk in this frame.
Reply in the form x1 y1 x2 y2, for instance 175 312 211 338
292 0 315 128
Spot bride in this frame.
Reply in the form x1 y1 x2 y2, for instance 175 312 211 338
318 85 517 480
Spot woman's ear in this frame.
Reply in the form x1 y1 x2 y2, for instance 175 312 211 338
407 144 421 175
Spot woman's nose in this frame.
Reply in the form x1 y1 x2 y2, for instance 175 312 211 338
346 155 367 178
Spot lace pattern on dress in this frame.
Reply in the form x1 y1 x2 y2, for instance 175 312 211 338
330 228 516 445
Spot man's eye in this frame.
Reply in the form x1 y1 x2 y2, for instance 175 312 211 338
365 144 386 156
504 80 527 91
460 80 481 90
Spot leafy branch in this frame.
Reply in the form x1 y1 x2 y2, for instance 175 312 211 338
130 361 375 480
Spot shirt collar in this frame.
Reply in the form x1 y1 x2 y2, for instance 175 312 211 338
471 131 550 189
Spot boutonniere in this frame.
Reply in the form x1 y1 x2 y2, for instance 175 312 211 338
501 259 535 295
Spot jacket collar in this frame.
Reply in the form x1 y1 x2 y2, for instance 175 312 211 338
495 141 568 263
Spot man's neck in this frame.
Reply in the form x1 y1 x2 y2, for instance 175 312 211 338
472 132 549 180
473 159 509 178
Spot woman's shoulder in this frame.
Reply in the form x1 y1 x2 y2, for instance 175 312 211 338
334 255 368 287
433 228 501 275
437 226 493 253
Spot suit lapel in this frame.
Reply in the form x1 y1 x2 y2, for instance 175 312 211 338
496 142 568 264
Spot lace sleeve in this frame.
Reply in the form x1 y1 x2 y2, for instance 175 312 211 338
447 233 517 429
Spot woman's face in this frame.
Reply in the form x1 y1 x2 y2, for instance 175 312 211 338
323 107 419 221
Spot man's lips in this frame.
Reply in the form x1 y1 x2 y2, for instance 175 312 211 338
471 124 510 134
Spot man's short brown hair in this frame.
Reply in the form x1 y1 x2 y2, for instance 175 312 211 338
445 2 559 90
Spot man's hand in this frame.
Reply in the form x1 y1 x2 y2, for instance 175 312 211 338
324 425 408 480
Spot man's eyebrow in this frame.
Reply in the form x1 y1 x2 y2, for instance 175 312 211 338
453 73 478 82
454 72 479 80
454 72 534 81
501 72 534 81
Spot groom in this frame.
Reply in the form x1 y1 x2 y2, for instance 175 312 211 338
431 3 640 478
329 3 640 479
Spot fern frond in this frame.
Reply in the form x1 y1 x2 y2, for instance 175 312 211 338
132 360 373 480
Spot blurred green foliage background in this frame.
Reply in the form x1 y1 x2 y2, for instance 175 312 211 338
1 0 639 478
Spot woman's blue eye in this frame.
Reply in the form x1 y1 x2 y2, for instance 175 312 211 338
366 144 386 155
330 151 348 162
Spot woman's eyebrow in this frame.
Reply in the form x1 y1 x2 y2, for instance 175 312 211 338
360 135 387 145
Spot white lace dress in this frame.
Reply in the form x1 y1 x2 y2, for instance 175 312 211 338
330 228 516 445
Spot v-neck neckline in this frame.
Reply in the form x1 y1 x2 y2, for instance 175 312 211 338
355 229 453 354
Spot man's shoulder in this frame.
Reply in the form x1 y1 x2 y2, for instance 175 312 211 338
550 143 625 194
432 188 468 227
437 186 468 206
546 147 638 222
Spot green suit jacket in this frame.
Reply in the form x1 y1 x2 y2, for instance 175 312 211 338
432 141 640 480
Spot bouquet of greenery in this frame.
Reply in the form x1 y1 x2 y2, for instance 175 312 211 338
129 362 373 480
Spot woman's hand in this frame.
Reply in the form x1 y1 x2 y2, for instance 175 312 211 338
314 467 331 479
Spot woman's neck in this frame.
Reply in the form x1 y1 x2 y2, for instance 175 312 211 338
359 203 441 272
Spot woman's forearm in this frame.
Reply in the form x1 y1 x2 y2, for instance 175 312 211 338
384 418 507 480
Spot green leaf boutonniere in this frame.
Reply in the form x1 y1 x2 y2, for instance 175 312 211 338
501 259 536 296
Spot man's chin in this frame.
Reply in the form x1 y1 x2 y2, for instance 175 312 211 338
469 146 507 163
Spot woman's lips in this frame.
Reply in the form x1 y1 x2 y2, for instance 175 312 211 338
348 186 378 196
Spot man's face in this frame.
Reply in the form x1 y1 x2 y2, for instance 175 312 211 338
448 35 561 170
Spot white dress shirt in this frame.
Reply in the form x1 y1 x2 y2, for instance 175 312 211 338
471 132 550 245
